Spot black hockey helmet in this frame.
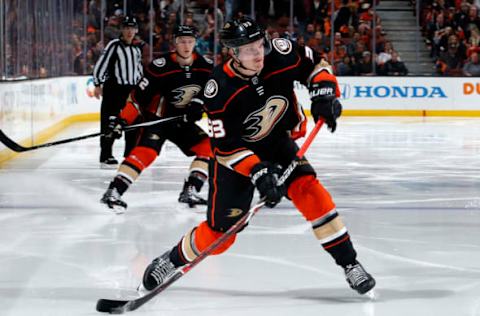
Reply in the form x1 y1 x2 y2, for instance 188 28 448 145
122 16 138 28
220 17 267 48
174 25 198 38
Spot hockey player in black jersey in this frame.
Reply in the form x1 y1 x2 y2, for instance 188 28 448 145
141 18 375 296
100 25 213 211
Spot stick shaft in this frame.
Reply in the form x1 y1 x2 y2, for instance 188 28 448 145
297 119 324 158
0 115 183 152
96 118 326 313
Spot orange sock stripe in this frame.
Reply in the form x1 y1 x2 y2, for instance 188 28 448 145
288 175 336 221
193 221 236 255
124 146 158 171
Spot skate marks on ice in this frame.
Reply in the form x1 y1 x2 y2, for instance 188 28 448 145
2 119 480 315
0 173 108 213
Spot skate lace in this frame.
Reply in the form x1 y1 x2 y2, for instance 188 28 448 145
185 185 202 201
150 257 174 284
187 185 195 197
190 188 205 202
346 264 368 286
179 185 194 200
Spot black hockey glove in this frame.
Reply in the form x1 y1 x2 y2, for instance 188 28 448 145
311 98 342 133
250 162 286 208
106 116 126 139
183 98 204 123
308 77 342 132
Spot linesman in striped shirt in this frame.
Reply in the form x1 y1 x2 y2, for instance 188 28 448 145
93 16 144 167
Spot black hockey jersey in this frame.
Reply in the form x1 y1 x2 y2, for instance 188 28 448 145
121 51 213 123
203 38 315 177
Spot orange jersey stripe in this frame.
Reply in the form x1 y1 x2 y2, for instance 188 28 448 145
223 60 236 78
263 56 301 80
190 138 213 158
214 147 260 176
232 154 260 177
208 85 249 114
210 160 219 227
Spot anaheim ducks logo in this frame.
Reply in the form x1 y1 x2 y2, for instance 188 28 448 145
226 208 244 218
171 84 201 107
243 96 288 142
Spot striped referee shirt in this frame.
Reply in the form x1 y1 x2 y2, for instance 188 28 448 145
93 38 143 86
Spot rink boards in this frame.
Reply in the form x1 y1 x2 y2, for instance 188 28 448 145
1 76 480 164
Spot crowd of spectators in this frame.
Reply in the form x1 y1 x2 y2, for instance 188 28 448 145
4 0 480 80
2 0 422 77
70 0 410 77
2 0 81 79
421 0 480 75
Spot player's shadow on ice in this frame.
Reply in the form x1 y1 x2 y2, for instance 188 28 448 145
170 286 453 303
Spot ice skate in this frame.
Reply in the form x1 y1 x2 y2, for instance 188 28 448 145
142 251 177 291
178 181 207 208
344 261 376 295
100 156 118 169
100 188 127 213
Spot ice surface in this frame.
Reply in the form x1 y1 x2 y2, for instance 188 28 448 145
1 117 480 316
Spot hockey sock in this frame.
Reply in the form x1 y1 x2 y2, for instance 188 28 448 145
187 157 208 191
124 146 158 171
108 146 158 195
169 227 199 267
310 209 357 267
323 233 357 268
288 175 357 267
108 175 132 196
187 172 206 192
108 161 142 195
287 175 336 221
169 221 236 267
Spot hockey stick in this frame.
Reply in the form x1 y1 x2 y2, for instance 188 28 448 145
0 115 183 152
96 119 325 314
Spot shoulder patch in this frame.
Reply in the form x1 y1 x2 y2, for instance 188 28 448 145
153 57 166 68
204 79 218 98
272 38 292 55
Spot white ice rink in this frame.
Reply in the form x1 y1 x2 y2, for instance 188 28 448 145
1 117 480 316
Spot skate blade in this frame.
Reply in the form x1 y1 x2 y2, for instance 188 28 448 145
179 201 206 209
180 203 208 213
111 206 126 214
137 283 148 294
136 282 149 294
364 289 377 301
101 202 126 214
100 163 118 170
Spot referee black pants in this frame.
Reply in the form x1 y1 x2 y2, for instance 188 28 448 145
100 81 137 161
